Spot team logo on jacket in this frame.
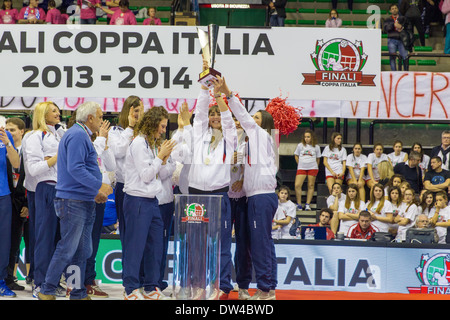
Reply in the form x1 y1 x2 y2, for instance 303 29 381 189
302 38 375 87
407 253 450 294
182 203 209 223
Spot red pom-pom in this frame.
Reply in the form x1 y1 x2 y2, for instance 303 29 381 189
266 95 302 137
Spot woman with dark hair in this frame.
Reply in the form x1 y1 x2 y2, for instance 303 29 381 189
121 106 175 300
213 76 278 300
108 96 143 249
0 0 18 24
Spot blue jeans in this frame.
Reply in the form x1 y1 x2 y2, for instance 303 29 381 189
41 198 96 299
0 195 12 280
84 202 105 285
270 15 285 27
80 18 96 24
387 38 408 71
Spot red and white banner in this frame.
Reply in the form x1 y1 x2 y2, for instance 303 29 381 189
1 72 449 121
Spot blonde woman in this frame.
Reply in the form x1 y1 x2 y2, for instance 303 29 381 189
23 101 65 297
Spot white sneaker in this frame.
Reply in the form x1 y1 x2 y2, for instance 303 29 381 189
238 289 251 300
249 289 276 300
124 288 145 300
305 204 311 211
143 288 171 300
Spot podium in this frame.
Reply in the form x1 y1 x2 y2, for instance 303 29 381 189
172 194 222 300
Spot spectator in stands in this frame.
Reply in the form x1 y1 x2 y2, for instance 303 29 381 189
322 132 347 194
105 0 120 24
383 4 411 71
394 151 423 194
104 0 136 25
272 185 297 239
423 0 443 36
332 0 353 11
399 0 426 46
388 140 408 167
18 0 45 24
394 187 419 241
294 129 321 211
308 208 335 240
410 141 430 178
77 0 100 24
429 130 450 171
377 160 394 186
143 7 161 25
430 191 450 243
423 156 450 195
366 183 394 233
384 174 404 199
411 213 439 242
441 0 450 54
45 0 62 24
346 143 367 202
264 0 287 27
366 143 389 190
387 185 402 235
418 189 435 218
0 0 17 24
399 180 411 195
327 182 346 233
325 9 342 28
346 211 379 240
336 183 365 236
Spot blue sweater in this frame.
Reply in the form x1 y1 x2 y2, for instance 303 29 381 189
56 123 102 201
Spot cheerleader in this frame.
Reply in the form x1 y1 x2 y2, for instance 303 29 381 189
213 76 278 301
23 102 65 297
366 183 393 233
322 132 346 194
294 129 321 211
366 143 389 190
108 95 144 245
388 140 408 167
122 106 175 300
346 142 367 201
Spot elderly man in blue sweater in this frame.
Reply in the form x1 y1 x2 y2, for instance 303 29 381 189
39 102 112 300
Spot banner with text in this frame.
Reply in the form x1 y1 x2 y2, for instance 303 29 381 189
0 25 381 101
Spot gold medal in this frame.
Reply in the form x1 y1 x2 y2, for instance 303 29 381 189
204 157 211 165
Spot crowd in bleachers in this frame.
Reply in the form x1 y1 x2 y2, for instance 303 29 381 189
0 0 164 25
272 129 450 244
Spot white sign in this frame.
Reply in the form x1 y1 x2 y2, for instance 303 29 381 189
0 25 381 101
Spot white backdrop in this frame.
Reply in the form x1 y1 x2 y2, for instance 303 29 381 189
0 25 381 101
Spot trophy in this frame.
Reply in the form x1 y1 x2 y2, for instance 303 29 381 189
197 24 221 88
